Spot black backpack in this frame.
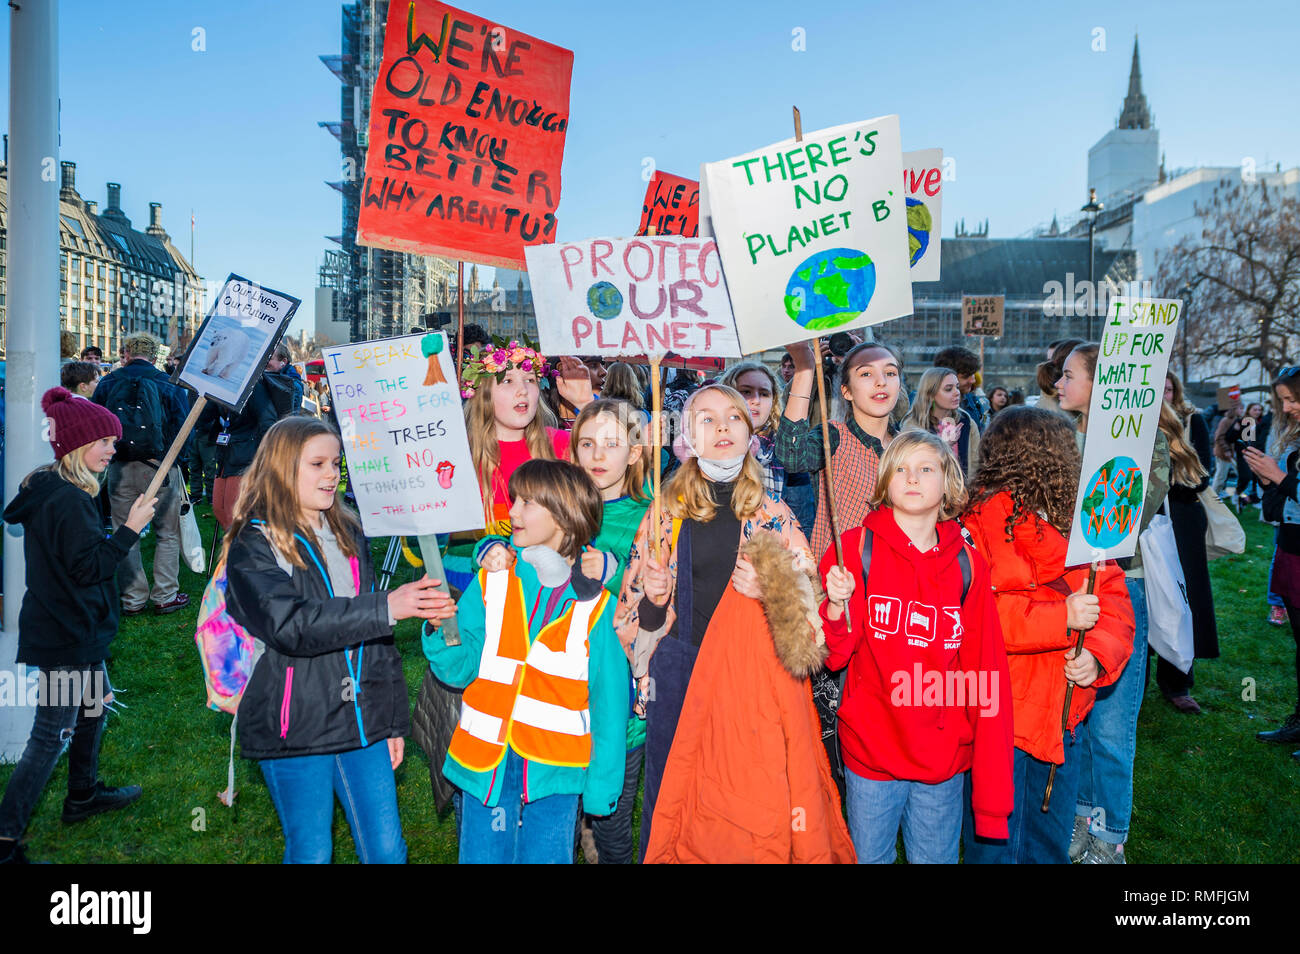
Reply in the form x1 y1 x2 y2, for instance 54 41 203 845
109 374 165 462
262 372 297 420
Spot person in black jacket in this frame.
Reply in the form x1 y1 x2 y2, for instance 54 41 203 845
200 372 278 530
222 416 454 863
0 388 157 865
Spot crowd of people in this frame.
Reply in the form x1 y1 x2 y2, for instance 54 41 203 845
1 326 1296 866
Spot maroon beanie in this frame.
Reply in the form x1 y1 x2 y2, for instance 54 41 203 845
41 387 123 460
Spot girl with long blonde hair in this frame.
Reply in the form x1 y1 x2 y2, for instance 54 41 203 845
719 360 787 502
905 366 980 477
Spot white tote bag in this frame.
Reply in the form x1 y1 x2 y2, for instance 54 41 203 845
1199 486 1245 559
178 483 206 574
1139 514 1194 673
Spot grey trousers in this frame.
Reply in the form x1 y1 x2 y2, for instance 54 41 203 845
107 460 182 609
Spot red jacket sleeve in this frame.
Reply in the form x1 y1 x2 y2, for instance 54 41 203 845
1082 563 1136 689
818 527 867 671
960 559 1014 840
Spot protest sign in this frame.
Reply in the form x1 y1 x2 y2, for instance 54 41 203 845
355 1 574 268
962 295 1004 336
176 274 299 413
525 236 741 359
323 332 484 537
1216 384 1241 410
903 148 943 281
638 172 700 237
701 115 912 354
1065 296 1183 566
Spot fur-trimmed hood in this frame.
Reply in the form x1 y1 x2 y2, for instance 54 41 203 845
741 531 828 678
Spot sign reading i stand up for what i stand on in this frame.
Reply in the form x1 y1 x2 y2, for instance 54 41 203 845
903 148 943 281
702 115 912 355
323 332 484 538
526 236 741 359
356 0 574 268
1065 296 1182 567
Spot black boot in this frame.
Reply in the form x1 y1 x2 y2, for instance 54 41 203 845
1256 711 1300 744
61 781 142 824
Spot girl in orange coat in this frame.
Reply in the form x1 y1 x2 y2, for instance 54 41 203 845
959 406 1134 864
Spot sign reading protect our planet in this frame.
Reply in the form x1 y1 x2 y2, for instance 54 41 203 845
355 1 574 268
903 148 943 281
323 332 484 538
526 236 741 359
701 115 912 354
1065 296 1183 566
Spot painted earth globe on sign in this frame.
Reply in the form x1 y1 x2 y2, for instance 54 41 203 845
587 281 623 319
907 197 932 267
783 247 876 330
1079 455 1145 550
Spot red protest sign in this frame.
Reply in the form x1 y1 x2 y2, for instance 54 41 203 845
637 172 700 237
356 1 574 268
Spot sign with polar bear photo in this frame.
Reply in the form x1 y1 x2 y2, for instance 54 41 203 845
1065 295 1183 566
701 114 912 354
903 148 943 281
323 332 484 537
176 274 300 412
526 236 741 359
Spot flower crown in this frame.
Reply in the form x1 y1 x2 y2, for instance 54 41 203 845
460 341 550 400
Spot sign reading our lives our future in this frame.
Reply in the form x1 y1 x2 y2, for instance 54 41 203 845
355 0 574 268
1065 296 1183 567
702 115 913 355
323 332 484 538
526 235 741 359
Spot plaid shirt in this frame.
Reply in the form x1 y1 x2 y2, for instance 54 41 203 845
755 434 787 502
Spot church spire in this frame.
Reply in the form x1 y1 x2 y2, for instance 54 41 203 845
1118 35 1152 130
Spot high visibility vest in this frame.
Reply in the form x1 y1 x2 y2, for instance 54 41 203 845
448 567 610 773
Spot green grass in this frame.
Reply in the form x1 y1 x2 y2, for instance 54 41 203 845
1 503 1296 863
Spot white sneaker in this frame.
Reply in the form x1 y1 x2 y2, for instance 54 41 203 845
1068 816 1091 862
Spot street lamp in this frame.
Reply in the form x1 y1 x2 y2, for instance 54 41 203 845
1179 283 1193 385
1081 188 1104 339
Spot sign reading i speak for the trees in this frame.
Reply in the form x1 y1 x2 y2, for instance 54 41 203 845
701 115 912 355
324 332 485 537
903 148 943 281
1065 296 1183 566
526 236 741 359
356 1 573 268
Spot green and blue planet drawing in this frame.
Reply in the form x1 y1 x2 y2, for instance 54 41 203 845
782 247 876 330
1079 455 1144 549
907 197 933 268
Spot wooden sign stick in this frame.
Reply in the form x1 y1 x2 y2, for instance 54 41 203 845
1042 561 1099 812
646 226 664 562
794 105 851 626
142 395 208 503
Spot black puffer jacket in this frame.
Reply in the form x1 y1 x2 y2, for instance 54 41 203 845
225 520 409 760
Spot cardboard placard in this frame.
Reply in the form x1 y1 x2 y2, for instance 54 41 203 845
701 115 912 354
175 274 299 413
1216 384 1241 411
962 295 1004 337
525 236 741 359
1065 296 1183 566
355 1 574 268
903 148 943 281
323 332 484 537
637 171 700 237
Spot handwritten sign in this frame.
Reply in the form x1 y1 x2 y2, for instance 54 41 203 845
525 236 741 359
176 274 299 413
355 1 574 268
702 115 912 354
903 148 943 281
961 295 1003 337
638 172 700 237
323 332 484 537
1065 296 1183 566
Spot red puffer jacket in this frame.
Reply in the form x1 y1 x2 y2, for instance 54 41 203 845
961 492 1134 765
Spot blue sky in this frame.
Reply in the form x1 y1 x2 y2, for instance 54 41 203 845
3 0 1297 336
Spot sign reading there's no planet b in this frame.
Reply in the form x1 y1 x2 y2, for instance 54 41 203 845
323 332 484 538
903 148 943 281
526 236 741 359
702 115 912 354
1065 296 1183 567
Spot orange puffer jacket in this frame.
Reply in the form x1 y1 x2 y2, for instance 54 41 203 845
961 493 1135 765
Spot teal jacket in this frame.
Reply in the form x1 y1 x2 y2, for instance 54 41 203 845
422 558 628 814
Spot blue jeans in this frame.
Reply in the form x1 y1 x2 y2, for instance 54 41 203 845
845 768 963 863
783 475 816 541
0 664 109 841
963 735 1080 863
1269 530 1284 608
259 740 406 864
1074 577 1147 845
458 748 579 864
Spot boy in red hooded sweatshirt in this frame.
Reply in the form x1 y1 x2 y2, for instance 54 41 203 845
822 429 1013 863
